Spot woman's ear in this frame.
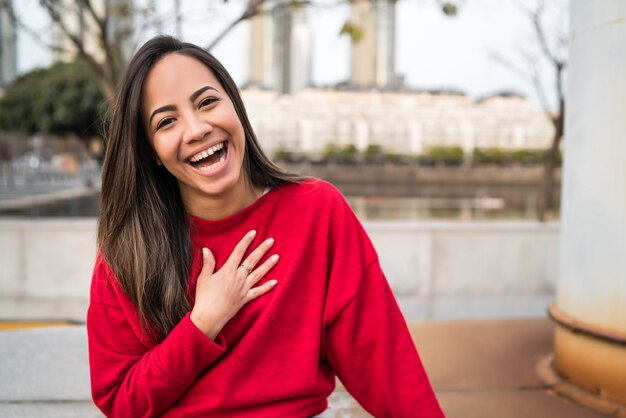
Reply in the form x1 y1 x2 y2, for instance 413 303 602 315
155 157 162 166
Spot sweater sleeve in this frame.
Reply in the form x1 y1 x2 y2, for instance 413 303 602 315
321 185 444 417
324 260 444 418
87 255 227 418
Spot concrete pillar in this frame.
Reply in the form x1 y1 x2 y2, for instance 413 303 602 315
550 0 626 404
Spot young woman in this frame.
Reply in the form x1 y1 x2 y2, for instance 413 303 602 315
87 35 444 418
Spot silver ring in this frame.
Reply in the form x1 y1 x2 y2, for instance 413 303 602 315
239 263 253 274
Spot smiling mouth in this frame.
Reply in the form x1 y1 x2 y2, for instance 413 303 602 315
188 141 228 172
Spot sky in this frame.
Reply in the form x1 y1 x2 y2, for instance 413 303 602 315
13 0 568 109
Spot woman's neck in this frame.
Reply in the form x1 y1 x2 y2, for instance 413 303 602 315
182 177 264 221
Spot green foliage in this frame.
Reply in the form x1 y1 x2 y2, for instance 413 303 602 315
425 146 464 166
322 143 360 163
273 148 293 162
339 21 365 43
364 143 383 157
473 147 548 166
322 143 341 160
0 60 106 139
288 0 308 10
384 152 405 164
340 144 358 159
473 148 507 165
510 149 545 166
273 148 305 163
441 2 458 16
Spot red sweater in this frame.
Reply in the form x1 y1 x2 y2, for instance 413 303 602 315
87 179 444 417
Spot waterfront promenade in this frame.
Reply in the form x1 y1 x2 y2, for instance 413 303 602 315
0 192 612 417
0 217 614 417
0 318 612 417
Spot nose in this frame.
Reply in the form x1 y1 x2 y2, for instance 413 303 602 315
182 112 212 143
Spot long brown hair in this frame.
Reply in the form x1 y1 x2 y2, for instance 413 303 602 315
99 36 301 339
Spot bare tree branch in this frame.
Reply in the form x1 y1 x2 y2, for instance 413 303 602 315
81 0 106 34
206 0 268 51
0 0 74 56
80 0 118 90
39 1 87 57
205 0 312 51
494 0 569 220
490 51 531 80
531 2 559 64
37 0 120 98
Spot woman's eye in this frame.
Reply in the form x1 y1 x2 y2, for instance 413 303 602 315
199 97 218 108
156 117 175 130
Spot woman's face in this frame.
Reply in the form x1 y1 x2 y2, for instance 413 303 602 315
142 53 246 210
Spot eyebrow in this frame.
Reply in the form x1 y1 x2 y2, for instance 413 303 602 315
190 85 218 102
148 85 219 125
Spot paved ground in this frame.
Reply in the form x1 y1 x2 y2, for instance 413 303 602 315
330 319 609 418
0 318 610 417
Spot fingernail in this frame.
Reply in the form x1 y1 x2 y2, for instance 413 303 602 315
266 238 275 246
249 230 257 238
202 248 209 258
271 254 279 262
269 280 278 286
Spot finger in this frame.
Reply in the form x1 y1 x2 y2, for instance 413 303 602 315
240 237 275 271
246 280 278 302
225 230 257 268
245 254 279 287
199 248 216 277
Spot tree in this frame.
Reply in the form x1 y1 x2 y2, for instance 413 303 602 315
0 0 155 100
493 0 568 221
0 60 106 138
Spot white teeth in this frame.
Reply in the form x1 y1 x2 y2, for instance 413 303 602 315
197 154 226 172
189 142 225 162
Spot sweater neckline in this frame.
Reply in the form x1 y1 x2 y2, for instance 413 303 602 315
187 186 277 233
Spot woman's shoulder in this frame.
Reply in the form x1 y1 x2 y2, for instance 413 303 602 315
273 178 358 227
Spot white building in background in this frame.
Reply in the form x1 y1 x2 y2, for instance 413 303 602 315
0 0 17 89
242 88 555 155
242 0 555 155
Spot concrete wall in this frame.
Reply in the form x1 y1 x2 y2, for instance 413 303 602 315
0 219 558 321
0 219 97 321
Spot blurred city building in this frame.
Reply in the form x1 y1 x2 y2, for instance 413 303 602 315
0 0 17 91
4 0 555 158
242 87 554 155
249 0 312 94
349 0 397 89
249 0 398 93
243 0 553 155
